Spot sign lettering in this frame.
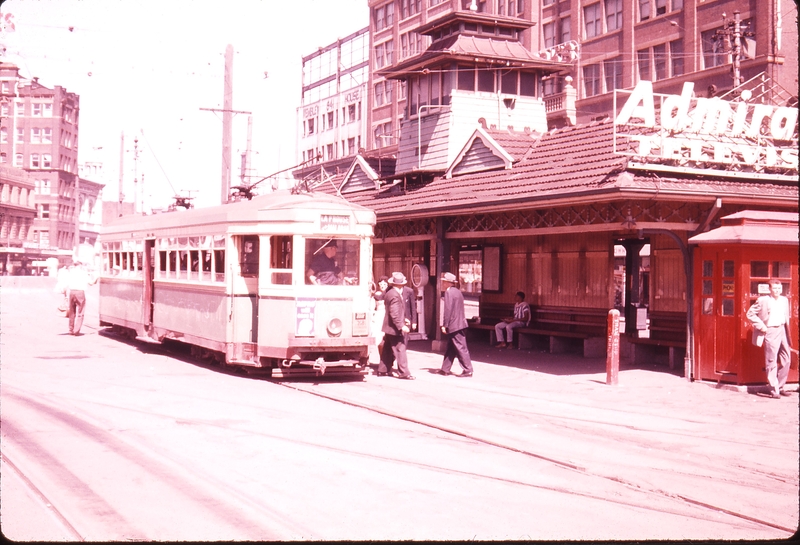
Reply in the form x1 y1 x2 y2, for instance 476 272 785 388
614 81 798 174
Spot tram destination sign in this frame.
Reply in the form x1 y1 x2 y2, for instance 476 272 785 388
320 214 351 232
613 81 798 177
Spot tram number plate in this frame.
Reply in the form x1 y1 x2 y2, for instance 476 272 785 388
320 214 351 232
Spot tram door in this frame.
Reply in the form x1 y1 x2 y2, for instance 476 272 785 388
230 235 259 356
143 239 155 331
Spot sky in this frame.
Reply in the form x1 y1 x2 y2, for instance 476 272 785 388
0 0 369 209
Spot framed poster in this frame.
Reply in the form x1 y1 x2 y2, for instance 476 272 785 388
482 245 501 293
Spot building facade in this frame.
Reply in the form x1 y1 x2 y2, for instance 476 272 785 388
365 0 797 149
0 61 103 269
297 27 371 172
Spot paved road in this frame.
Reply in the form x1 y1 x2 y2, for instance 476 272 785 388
1 277 797 540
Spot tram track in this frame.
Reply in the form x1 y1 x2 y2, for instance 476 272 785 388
0 452 86 541
275 379 798 534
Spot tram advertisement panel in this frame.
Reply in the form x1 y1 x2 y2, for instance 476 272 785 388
296 298 316 337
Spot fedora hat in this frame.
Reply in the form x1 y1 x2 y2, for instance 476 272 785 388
441 272 457 283
389 272 407 286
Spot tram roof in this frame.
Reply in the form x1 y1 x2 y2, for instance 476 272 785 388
101 190 375 237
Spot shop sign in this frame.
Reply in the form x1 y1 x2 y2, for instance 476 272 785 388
614 81 798 174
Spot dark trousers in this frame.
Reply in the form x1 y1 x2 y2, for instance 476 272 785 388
68 290 86 334
442 329 472 374
379 334 411 377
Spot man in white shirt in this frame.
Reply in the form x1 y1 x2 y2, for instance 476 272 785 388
495 291 531 348
66 259 98 336
747 279 793 399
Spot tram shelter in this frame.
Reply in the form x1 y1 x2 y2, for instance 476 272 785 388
689 211 799 386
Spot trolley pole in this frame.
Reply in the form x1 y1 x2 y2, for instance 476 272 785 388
606 309 620 385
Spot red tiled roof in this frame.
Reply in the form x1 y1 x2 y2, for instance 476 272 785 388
313 119 799 219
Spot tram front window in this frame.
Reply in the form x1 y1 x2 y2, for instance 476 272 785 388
305 238 360 285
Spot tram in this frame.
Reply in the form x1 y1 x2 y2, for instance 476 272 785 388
98 190 376 377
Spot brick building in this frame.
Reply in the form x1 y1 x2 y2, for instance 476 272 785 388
0 61 103 270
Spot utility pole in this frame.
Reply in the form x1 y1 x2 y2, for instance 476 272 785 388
133 136 139 215
200 44 251 204
221 44 233 204
714 10 754 88
118 131 124 216
240 115 252 184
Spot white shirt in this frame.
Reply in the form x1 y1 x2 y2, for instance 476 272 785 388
765 296 788 327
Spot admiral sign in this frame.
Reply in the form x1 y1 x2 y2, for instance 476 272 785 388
614 81 798 176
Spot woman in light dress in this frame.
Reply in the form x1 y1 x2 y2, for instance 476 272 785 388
368 276 389 364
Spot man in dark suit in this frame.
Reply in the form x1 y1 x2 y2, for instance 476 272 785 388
435 272 473 377
378 272 414 380
402 284 418 341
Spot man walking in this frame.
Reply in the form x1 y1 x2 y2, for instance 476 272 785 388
435 272 473 377
378 272 414 380
747 279 793 399
66 258 98 336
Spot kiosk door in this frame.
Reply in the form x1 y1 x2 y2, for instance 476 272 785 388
696 255 738 379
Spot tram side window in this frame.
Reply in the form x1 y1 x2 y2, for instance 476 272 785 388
189 250 200 280
240 235 259 277
159 251 168 276
270 235 293 285
214 249 225 281
305 238 360 285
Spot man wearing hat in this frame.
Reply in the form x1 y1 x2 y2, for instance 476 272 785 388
436 272 473 377
307 240 341 285
378 272 414 379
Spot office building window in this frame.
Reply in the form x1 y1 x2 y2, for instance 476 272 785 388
14 153 22 166
348 104 356 123
604 57 624 91
400 0 420 19
375 81 385 106
653 43 667 80
702 27 728 68
32 127 41 143
560 17 571 42
584 3 602 38
43 103 52 117
670 39 684 76
375 2 394 31
15 127 23 143
605 0 623 31
32 103 42 116
0 103 7 116
43 154 52 168
0 127 6 143
637 48 651 81
583 64 601 97
639 0 650 21
40 204 49 219
347 137 356 156
543 22 555 48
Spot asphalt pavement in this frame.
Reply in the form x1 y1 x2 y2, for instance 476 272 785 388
1 276 798 539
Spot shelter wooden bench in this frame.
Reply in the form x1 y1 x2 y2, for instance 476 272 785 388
629 311 687 369
468 304 609 358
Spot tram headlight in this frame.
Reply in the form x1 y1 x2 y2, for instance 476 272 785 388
327 318 343 337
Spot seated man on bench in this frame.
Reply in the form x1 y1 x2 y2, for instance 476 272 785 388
494 291 531 348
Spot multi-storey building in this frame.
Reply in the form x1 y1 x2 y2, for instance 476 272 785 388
0 61 103 268
540 0 798 123
0 163 35 273
366 0 796 151
368 0 570 182
296 27 371 179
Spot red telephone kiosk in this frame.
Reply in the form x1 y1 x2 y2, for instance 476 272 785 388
689 211 798 385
